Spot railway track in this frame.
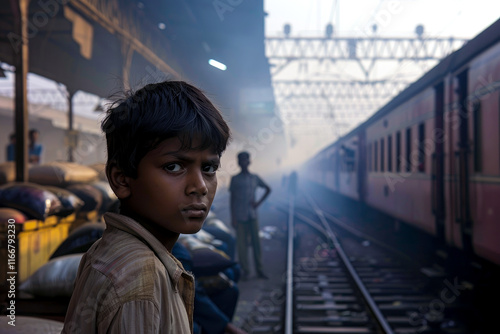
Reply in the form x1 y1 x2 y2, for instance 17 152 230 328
255 190 476 334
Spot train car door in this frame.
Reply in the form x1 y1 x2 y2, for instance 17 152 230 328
455 70 474 253
433 82 446 243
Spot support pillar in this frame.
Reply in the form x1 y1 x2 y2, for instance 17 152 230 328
12 0 30 182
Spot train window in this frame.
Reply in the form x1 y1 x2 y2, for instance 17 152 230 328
374 141 378 172
406 127 412 172
418 123 425 173
396 131 401 172
388 135 393 172
341 145 355 172
473 102 482 172
380 138 385 172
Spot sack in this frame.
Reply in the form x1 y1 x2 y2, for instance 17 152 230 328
194 229 215 244
50 222 105 259
19 253 84 297
197 272 234 295
0 162 16 185
87 163 107 181
66 184 103 213
44 186 84 217
89 181 117 213
0 183 62 220
178 235 235 277
204 218 231 234
29 161 98 186
0 207 28 224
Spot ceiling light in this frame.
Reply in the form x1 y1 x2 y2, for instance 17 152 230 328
208 59 227 71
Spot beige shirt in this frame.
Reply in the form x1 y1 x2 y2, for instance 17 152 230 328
62 213 194 334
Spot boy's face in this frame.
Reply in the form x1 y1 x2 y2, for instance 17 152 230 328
125 137 220 235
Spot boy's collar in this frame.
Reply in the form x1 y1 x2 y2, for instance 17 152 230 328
103 212 194 286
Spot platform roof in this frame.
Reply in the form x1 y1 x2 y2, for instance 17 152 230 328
0 0 274 119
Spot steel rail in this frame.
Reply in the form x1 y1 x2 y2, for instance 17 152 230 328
304 193 395 334
284 193 295 334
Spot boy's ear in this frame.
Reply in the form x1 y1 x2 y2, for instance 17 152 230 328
106 161 132 199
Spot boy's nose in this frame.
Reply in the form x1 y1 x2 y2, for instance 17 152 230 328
186 170 208 196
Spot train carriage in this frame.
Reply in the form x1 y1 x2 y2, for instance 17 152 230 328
443 40 500 264
365 88 436 235
304 18 500 266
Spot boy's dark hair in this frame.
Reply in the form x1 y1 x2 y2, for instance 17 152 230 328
102 81 231 178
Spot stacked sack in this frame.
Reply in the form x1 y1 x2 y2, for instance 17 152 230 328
0 161 117 223
0 161 116 293
28 161 118 226
19 222 105 298
178 212 239 294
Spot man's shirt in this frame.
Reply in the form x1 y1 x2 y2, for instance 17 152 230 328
6 143 15 161
62 212 194 334
229 172 267 222
29 143 43 163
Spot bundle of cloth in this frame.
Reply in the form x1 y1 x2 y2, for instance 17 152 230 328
18 222 105 298
0 161 118 226
175 213 243 334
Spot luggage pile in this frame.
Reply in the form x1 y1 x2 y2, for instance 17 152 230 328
0 161 116 290
178 212 239 293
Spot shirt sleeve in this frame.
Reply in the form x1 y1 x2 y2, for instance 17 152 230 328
105 300 160 334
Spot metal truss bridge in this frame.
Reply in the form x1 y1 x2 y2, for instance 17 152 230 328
266 35 468 138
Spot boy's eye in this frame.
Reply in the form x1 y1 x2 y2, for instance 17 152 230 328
203 164 218 173
165 163 182 172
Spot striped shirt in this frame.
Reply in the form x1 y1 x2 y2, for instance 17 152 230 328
62 212 194 334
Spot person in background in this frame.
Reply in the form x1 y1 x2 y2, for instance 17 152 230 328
28 129 43 164
229 151 271 280
6 133 15 162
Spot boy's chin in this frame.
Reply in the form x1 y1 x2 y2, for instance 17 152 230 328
182 220 205 234
183 227 203 235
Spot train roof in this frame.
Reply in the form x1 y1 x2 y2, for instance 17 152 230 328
333 17 500 145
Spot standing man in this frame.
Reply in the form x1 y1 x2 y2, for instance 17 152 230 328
28 129 43 164
229 151 271 280
6 133 15 162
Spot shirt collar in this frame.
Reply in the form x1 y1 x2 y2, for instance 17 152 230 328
102 212 194 288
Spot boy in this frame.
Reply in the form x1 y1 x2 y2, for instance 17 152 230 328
62 81 231 333
229 151 271 280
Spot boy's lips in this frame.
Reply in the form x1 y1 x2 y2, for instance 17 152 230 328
181 204 207 218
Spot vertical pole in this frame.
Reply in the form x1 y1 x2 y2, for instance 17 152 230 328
13 0 30 182
68 90 74 162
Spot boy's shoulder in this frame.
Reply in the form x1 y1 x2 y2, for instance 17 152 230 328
87 225 164 293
